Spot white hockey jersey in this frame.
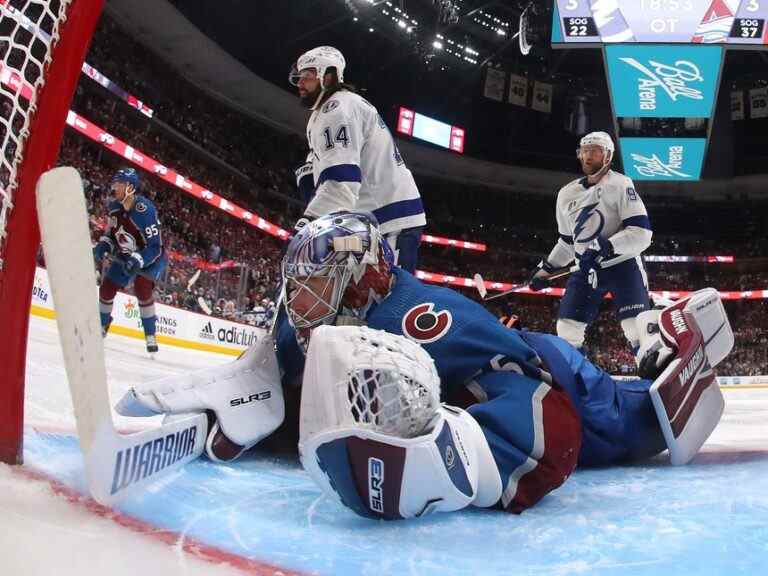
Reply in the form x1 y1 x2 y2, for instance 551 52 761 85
304 90 426 235
545 170 652 269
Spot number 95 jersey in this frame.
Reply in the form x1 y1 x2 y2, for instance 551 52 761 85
103 194 164 268
305 90 426 235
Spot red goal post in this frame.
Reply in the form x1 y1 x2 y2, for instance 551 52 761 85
0 0 103 464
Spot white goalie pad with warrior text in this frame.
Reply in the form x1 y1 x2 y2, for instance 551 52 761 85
115 333 284 461
299 325 502 519
636 289 734 465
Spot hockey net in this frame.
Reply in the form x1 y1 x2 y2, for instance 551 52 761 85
0 0 102 464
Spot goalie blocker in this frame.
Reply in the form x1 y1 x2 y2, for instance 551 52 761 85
636 289 734 465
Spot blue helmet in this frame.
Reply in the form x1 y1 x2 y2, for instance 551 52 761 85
110 167 140 192
282 211 395 336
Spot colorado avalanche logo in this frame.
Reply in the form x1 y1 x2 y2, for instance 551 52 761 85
135 202 147 213
401 303 452 343
115 226 138 253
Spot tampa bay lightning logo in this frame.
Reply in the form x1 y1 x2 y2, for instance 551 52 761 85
322 99 339 113
573 202 604 244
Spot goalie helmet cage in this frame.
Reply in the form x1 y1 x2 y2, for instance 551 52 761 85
0 0 103 464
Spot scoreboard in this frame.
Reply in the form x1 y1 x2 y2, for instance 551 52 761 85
552 0 768 46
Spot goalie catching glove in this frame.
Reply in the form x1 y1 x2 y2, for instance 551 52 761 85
115 333 284 462
635 288 734 465
299 325 502 520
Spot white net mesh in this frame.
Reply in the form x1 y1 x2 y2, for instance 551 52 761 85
345 328 441 439
0 0 70 270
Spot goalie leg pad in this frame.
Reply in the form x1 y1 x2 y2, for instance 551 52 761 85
637 288 733 375
115 333 284 457
649 300 725 465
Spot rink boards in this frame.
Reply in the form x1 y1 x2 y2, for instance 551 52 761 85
30 265 262 356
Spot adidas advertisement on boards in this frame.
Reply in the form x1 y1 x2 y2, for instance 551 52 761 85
198 319 258 347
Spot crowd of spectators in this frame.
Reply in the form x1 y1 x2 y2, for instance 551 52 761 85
46 14 768 375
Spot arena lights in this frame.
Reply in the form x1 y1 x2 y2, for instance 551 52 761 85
644 255 735 263
356 0 419 37
473 9 511 36
350 0 485 66
432 34 479 64
415 271 768 301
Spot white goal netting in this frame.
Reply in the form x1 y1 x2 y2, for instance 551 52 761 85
0 0 71 270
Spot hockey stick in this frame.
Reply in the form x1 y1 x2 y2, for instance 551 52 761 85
473 251 641 302
37 167 207 506
186 268 201 291
473 266 574 302
185 268 214 315
197 295 213 315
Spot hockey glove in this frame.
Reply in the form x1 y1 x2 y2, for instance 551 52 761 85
528 259 556 292
578 236 614 277
294 162 314 202
93 240 112 263
123 252 144 274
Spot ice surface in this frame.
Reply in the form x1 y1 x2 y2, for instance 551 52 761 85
3 315 767 576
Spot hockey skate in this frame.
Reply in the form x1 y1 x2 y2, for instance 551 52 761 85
101 315 112 338
145 334 158 354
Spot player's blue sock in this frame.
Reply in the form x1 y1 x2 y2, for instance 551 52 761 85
140 314 157 337
100 313 113 337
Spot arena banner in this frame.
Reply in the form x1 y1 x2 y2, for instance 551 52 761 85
731 90 745 120
619 137 707 181
414 269 768 301
718 375 768 386
483 68 506 102
508 74 528 107
749 86 768 118
605 44 723 118
531 81 553 113
30 267 260 356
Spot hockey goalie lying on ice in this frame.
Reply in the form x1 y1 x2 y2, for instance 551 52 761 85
116 211 734 520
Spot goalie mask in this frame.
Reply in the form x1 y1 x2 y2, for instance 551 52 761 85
281 211 395 345
299 326 502 520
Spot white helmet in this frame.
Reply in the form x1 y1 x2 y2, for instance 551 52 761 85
289 46 346 89
578 131 615 162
